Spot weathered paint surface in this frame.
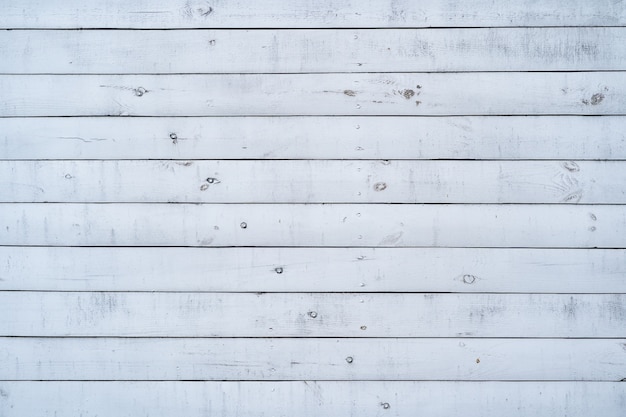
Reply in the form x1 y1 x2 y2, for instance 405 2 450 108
1 73 624 116
1 1 625 415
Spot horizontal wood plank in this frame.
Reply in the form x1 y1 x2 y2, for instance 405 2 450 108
2 381 624 417
3 116 626 160
2 160 624 203
4 28 626 73
1 72 624 116
2 247 624 293
2 337 624 381
1 203 621 247
2 0 625 28
1 292 624 337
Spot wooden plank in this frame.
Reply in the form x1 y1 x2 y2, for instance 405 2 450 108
1 203 622 247
4 28 626 74
2 337 624 381
2 247 624 293
3 116 626 161
1 292 624 337
2 381 624 417
2 160 624 204
2 0 625 28
1 72 624 116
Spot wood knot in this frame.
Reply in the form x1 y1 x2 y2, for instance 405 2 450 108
197 6 213 16
562 161 580 172
134 87 147 97
401 89 415 99
462 274 477 284
581 93 605 106
374 182 387 192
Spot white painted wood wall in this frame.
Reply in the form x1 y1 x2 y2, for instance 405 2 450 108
1 1 626 415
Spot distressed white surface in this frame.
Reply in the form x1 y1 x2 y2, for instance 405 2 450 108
3 116 626 160
0 203 619 247
3 381 626 417
2 247 624 292
2 0 625 28
4 28 626 73
2 381 625 417
1 160 622 203
3 0 626 414
0 72 623 116
2 338 625 381
1 292 624 337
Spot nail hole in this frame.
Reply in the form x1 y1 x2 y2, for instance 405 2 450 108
382 403 390 410
308 311 318 318
134 87 147 97
275 267 283 274
345 356 354 363
360 325 367 330
240 222 247 229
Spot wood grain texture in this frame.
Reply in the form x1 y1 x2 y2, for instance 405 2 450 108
1 72 623 116
2 247 624 293
3 116 626 160
4 28 626 74
3 337 625 381
1 203 620 247
3 0 626 414
2 0 625 28
2 160 623 203
2 381 625 417
1 292 624 337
